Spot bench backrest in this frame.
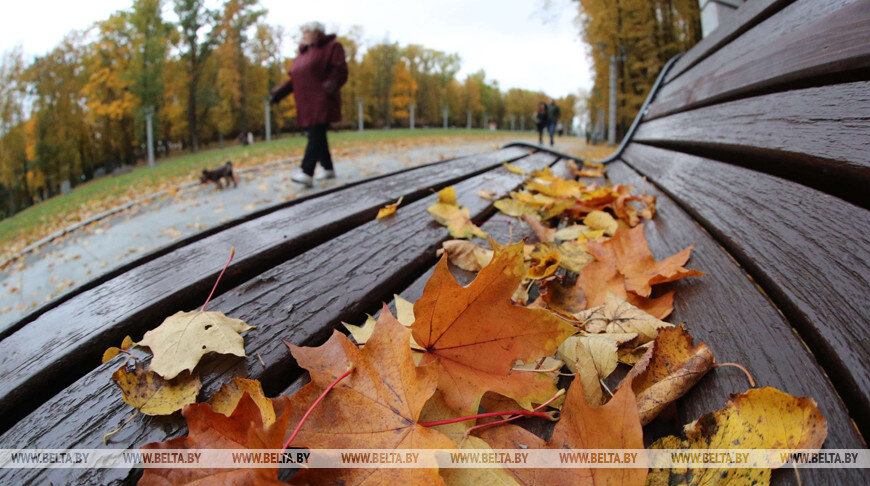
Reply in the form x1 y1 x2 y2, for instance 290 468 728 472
616 0 870 440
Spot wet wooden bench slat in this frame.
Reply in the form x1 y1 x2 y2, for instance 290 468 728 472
662 0 791 84
0 147 530 432
619 143 870 438
0 151 558 485
633 81 870 207
646 0 869 120
606 159 866 483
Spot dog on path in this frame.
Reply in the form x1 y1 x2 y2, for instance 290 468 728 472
200 161 237 189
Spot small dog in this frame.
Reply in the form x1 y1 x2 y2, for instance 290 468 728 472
200 161 237 189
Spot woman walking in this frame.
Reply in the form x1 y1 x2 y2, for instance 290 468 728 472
535 102 548 145
270 21 348 188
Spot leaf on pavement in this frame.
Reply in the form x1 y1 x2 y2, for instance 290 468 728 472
139 392 290 485
477 189 498 200
412 240 575 415
138 310 254 379
587 224 704 298
376 196 403 219
648 387 827 485
285 310 454 485
111 362 201 416
477 376 646 486
622 326 715 425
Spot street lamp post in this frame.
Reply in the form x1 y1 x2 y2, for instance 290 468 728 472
409 103 415 130
357 98 364 132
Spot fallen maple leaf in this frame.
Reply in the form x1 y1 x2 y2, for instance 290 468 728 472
139 310 254 379
411 240 575 415
342 295 420 349
112 362 201 416
531 241 592 273
558 333 636 406
428 188 488 240
139 392 290 485
436 239 494 272
376 196 403 219
477 189 498 200
102 335 135 363
502 162 526 175
209 377 276 427
420 391 522 486
587 224 704 298
527 251 561 279
648 387 827 485
622 326 715 425
285 310 454 485
580 293 673 344
477 375 646 485
583 210 619 236
493 198 539 218
578 260 677 318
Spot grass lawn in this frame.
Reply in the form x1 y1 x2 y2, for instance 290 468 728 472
1 129 586 258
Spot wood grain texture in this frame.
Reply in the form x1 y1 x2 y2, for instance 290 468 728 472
619 144 870 439
663 0 792 84
606 159 865 484
646 0 870 120
0 152 558 485
635 81 870 171
634 81 870 206
0 148 531 433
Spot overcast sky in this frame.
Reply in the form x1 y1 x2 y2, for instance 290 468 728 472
0 0 591 97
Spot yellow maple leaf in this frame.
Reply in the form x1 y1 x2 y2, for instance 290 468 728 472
138 310 254 379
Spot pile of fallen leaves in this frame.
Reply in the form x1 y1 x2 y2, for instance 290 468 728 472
105 160 828 485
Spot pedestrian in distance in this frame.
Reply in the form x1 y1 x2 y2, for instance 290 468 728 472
546 99 561 146
535 102 548 145
270 21 348 188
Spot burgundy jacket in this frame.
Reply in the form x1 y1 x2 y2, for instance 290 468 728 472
271 34 348 128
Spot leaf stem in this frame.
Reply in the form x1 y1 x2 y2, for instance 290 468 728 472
201 247 235 312
715 362 756 388
463 389 566 437
419 409 554 428
282 365 354 451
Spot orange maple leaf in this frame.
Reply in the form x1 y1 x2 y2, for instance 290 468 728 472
411 240 575 415
139 392 290 485
284 311 454 485
587 224 704 297
477 376 647 485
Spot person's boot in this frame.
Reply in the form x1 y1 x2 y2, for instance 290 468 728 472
291 170 313 188
315 169 336 180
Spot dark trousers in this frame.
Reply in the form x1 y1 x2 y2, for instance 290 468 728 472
547 121 557 145
536 124 546 144
301 124 334 176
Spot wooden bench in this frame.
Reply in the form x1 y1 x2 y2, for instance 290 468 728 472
0 0 867 483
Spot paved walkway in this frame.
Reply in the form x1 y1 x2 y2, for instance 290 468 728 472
0 136 587 328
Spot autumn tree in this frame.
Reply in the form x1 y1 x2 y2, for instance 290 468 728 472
390 61 417 123
128 0 173 152
574 0 701 140
214 0 265 138
173 0 218 152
